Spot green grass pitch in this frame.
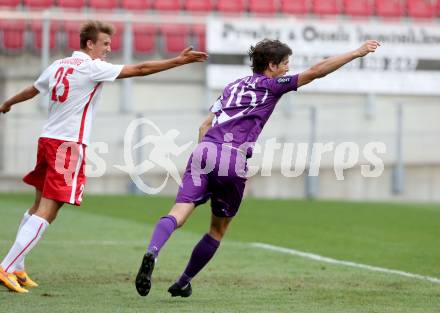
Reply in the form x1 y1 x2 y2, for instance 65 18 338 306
0 193 439 312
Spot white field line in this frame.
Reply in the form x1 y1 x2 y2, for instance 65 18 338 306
251 242 440 284
1 238 439 284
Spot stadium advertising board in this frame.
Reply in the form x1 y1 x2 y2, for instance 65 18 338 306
207 17 440 95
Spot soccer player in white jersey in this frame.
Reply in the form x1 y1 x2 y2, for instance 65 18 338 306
0 20 207 293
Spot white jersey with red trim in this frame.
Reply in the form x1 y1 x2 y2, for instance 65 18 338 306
34 51 123 145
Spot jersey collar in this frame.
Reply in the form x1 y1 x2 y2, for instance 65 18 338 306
253 72 266 78
72 51 92 60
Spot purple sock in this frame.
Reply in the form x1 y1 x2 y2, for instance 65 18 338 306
147 215 177 258
177 234 220 287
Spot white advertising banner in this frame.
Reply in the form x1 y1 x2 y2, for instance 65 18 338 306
207 17 440 95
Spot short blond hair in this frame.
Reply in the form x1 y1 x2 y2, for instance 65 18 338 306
80 20 115 49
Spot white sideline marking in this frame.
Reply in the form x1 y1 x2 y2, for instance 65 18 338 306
251 242 440 284
1 238 439 284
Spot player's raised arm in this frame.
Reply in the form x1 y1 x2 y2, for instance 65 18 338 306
0 85 40 114
297 40 380 88
117 46 208 79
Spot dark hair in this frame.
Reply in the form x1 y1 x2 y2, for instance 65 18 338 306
248 39 292 73
80 20 115 49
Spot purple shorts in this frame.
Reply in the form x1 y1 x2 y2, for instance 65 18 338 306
175 142 247 217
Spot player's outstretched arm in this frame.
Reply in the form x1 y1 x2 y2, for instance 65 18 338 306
117 46 208 79
198 112 215 143
297 40 380 88
0 85 40 114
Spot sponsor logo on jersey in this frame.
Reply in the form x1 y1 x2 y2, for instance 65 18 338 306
277 77 291 84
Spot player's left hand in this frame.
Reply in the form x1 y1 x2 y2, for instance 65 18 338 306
356 40 380 57
178 46 208 64
0 102 12 114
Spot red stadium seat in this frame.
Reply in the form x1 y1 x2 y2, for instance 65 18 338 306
343 0 374 16
0 0 21 8
109 23 123 52
121 0 151 10
249 0 278 15
375 0 405 17
160 24 190 54
64 21 81 51
192 24 205 51
24 0 53 9
184 0 214 13
30 21 60 51
89 0 119 10
153 0 181 11
133 23 156 54
280 0 309 15
58 0 85 9
0 20 25 50
312 0 340 15
216 0 247 14
407 0 435 18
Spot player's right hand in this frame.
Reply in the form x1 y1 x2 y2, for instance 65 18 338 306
0 102 12 114
356 40 380 57
178 46 208 64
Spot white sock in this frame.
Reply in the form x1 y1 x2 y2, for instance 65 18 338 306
1 215 49 273
13 211 32 271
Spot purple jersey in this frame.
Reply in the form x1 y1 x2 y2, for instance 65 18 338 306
203 73 299 157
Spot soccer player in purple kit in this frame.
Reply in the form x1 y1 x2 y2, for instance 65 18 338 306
135 38 380 297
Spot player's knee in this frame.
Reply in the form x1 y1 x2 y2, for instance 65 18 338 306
208 230 222 241
208 227 226 241
169 203 194 228
29 200 41 214
35 208 60 224
28 206 38 215
168 212 188 228
175 216 186 228
35 212 54 224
